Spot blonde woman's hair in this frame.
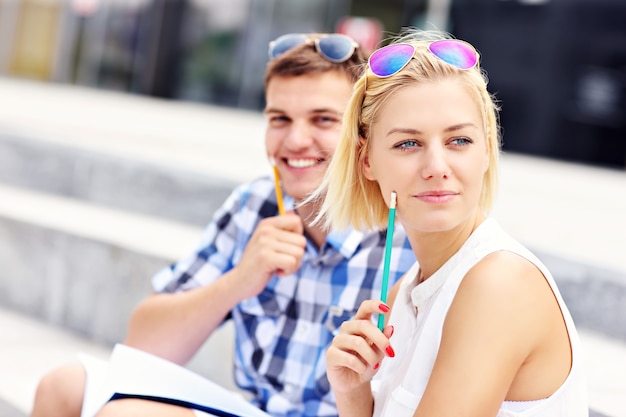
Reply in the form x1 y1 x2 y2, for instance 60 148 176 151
308 28 501 231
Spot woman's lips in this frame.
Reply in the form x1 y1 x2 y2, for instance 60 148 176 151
415 190 458 204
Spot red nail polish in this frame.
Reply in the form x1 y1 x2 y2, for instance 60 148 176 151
385 345 395 357
373 362 380 370
379 303 390 313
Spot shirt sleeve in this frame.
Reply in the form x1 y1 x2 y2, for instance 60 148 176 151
151 184 247 293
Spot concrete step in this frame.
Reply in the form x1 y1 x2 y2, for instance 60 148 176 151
0 132 235 227
0 77 269 186
0 182 203 344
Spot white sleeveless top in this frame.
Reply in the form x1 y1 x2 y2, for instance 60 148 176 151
372 219 588 417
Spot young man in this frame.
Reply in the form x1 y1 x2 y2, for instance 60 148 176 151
31 33 415 417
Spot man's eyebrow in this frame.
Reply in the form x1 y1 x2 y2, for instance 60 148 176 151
307 108 343 117
313 108 342 113
264 108 343 115
264 107 283 114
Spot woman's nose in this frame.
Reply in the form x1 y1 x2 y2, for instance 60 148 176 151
421 147 450 179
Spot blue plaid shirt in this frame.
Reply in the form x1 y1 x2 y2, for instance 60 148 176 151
152 177 416 417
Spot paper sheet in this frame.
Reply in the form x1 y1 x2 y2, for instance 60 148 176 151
81 344 270 417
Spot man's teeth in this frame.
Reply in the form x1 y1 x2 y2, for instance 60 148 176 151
286 158 318 168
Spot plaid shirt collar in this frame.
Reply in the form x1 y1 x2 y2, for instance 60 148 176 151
282 193 368 260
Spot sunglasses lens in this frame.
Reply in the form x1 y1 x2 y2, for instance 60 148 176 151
269 34 307 59
428 40 477 70
317 35 355 63
369 44 415 77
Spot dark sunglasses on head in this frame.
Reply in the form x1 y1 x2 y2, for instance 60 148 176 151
268 33 359 63
368 39 478 78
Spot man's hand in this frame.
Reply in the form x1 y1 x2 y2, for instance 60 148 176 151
231 212 306 299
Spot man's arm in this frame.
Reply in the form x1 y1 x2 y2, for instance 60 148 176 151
124 213 306 365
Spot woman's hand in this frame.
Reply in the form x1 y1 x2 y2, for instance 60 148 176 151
326 300 395 394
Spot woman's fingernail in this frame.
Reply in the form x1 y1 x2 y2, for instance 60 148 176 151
373 362 380 370
389 325 394 337
379 303 390 313
385 345 395 357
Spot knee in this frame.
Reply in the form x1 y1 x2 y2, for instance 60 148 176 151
31 363 86 417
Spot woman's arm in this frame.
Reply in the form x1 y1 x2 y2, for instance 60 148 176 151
413 251 569 417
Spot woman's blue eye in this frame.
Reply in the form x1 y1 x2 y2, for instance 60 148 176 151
450 137 473 146
396 140 419 150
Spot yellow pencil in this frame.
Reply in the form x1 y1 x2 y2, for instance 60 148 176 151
270 157 285 215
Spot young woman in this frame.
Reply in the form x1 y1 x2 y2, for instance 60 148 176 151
313 29 588 417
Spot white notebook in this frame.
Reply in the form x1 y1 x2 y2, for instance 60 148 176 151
79 343 271 417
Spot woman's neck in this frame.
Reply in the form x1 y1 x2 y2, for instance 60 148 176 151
408 212 486 281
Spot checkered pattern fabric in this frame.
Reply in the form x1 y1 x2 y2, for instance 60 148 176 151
152 177 416 417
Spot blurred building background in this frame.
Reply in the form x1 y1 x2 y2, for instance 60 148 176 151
0 0 625 168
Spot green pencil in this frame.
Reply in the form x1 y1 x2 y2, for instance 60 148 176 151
378 191 397 331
